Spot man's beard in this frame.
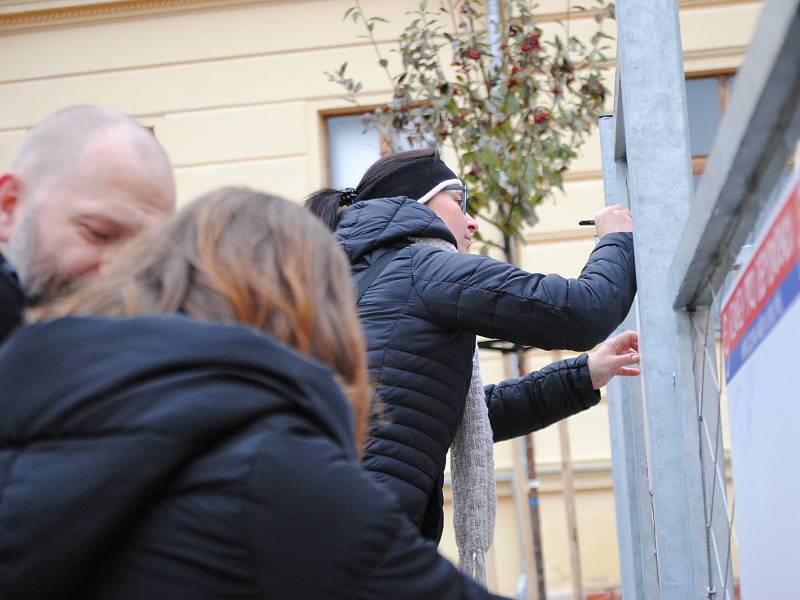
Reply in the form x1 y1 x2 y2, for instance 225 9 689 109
5 205 81 306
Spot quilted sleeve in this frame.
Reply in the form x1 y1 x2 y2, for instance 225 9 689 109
411 232 636 351
485 354 600 442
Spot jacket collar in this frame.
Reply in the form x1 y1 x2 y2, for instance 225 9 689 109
0 252 19 283
0 252 26 343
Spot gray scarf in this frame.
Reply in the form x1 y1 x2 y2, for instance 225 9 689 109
412 237 496 584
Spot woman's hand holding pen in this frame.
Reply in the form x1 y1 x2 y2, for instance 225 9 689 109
580 204 633 237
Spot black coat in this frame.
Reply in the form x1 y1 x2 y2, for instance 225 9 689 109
0 253 24 344
336 197 637 540
0 316 506 600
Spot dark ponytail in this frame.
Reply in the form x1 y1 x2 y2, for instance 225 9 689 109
304 188 345 231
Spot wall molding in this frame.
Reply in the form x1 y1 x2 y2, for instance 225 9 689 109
0 0 302 33
684 45 749 64
522 227 597 245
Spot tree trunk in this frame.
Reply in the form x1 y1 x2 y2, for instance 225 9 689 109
503 232 547 600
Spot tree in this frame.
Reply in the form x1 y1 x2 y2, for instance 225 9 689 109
327 0 614 259
329 4 615 597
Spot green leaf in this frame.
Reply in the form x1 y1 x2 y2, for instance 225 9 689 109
379 58 389 68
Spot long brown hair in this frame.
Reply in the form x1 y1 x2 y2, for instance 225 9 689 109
31 187 371 449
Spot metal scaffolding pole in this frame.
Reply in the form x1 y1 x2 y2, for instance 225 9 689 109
613 1 708 596
599 110 659 600
606 1 800 597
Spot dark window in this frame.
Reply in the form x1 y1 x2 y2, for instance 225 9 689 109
685 72 736 180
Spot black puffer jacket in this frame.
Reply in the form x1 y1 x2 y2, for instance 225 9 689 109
0 253 24 344
0 316 506 600
336 197 637 540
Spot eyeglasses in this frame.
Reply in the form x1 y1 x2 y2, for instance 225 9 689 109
443 184 469 214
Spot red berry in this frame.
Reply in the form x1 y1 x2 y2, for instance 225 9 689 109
466 49 481 60
508 76 519 88
534 108 550 124
551 86 562 95
511 65 521 75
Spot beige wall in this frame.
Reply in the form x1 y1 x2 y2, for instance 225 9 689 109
0 0 762 597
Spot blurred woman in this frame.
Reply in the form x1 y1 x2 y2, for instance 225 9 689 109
306 148 638 577
0 188 508 600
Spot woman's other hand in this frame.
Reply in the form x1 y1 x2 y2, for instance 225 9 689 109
595 204 633 237
587 330 640 390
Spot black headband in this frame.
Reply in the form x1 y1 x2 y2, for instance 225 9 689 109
354 154 461 204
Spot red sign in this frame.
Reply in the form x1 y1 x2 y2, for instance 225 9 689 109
721 175 800 360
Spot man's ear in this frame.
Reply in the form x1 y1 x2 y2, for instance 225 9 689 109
0 173 22 244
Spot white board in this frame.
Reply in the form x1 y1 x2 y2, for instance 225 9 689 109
721 170 800 597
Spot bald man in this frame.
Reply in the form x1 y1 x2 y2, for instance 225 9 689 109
0 105 176 342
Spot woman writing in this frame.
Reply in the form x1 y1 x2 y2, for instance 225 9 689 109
306 149 639 577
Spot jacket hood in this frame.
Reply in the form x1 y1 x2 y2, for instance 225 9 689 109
0 315 355 598
336 196 457 264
